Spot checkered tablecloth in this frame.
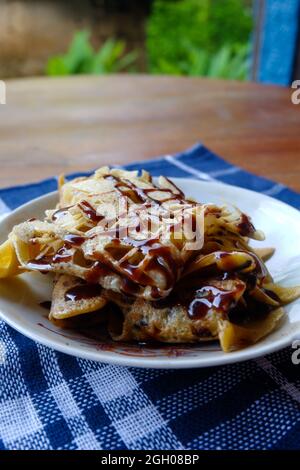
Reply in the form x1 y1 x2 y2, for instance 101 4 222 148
0 143 300 450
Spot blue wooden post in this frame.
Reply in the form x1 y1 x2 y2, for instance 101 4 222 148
254 0 300 85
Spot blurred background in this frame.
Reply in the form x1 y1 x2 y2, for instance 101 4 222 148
0 0 299 86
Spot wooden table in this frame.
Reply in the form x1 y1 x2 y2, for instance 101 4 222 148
0 75 299 191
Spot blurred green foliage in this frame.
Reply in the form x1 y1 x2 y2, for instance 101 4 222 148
46 1 252 80
146 0 253 79
46 31 138 76
156 43 250 80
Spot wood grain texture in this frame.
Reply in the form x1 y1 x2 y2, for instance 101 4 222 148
0 75 299 191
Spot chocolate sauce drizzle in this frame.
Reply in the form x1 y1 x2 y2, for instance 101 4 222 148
237 213 256 236
29 173 260 309
151 279 242 318
63 234 86 246
65 283 102 302
78 200 105 223
188 285 241 320
52 206 73 221
28 232 86 272
104 174 186 206
151 246 273 324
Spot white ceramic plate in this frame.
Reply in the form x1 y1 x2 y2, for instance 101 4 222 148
0 178 299 369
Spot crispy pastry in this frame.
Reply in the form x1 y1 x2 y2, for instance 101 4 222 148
1 167 299 352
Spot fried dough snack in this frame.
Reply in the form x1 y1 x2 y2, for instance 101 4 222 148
1 167 299 352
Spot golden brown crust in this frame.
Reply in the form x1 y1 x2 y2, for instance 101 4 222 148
50 274 107 320
2 166 300 352
218 308 284 352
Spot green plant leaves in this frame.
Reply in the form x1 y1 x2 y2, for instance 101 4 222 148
151 41 250 80
46 31 138 76
146 0 253 80
46 57 68 76
47 1 252 80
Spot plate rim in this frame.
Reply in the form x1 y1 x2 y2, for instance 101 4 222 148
0 177 299 369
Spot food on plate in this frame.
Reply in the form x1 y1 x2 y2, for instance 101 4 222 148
1 167 299 352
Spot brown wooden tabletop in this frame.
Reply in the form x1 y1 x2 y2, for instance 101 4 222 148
0 75 299 191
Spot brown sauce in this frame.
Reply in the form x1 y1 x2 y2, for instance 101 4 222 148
79 200 105 223
188 285 240 320
151 277 246 322
118 237 176 289
251 252 269 281
63 234 86 246
104 174 187 206
217 251 252 272
28 234 86 272
65 283 102 302
82 235 176 294
237 213 255 236
57 174 194 292
186 251 268 287
29 174 274 323
121 277 140 295
53 247 72 264
150 286 162 299
52 206 73 221
27 257 53 271
164 177 184 197
263 288 280 302
85 261 111 284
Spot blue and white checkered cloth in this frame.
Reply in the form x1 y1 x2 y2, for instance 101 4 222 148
0 143 300 450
